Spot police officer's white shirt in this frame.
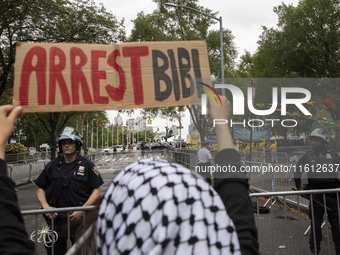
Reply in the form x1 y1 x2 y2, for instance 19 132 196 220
198 147 212 164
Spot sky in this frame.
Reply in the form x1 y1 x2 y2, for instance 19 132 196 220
96 0 300 140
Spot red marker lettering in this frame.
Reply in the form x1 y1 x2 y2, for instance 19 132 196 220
70 47 93 104
49 47 70 105
19 46 46 105
122 46 149 105
91 50 108 104
106 49 126 101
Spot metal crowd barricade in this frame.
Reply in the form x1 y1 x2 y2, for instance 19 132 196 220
246 161 275 193
52 188 340 254
65 222 96 255
251 189 340 255
21 206 97 255
252 151 266 163
265 152 289 165
10 163 31 184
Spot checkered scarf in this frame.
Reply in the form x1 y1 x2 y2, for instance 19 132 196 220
96 158 240 255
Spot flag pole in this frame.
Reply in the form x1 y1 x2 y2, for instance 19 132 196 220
102 123 103 149
96 122 98 151
86 120 88 148
91 121 93 150
107 123 109 147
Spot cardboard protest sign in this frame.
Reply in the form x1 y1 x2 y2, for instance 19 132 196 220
12 41 209 112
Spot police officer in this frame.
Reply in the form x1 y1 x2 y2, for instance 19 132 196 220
294 128 340 255
35 127 103 255
197 141 214 185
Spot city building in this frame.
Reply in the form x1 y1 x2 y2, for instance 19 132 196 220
188 123 199 135
170 125 178 136
114 112 122 126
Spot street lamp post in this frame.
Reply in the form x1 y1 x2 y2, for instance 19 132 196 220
164 3 225 95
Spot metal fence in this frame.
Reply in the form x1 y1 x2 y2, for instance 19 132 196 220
8 162 47 185
5 152 51 163
21 148 340 254
21 206 97 255
251 189 340 255
27 188 339 255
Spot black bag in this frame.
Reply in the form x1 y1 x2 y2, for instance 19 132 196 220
252 202 270 213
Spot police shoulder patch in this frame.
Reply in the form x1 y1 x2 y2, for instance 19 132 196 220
92 165 100 176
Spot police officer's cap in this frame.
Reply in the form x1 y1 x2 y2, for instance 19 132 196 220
310 128 330 143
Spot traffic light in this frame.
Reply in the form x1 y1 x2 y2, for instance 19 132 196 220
157 128 159 131
147 119 152 124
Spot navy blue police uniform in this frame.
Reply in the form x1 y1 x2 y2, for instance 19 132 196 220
294 149 340 254
35 155 103 255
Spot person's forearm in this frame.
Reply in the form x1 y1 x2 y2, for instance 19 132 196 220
36 188 49 208
215 124 234 151
83 187 101 207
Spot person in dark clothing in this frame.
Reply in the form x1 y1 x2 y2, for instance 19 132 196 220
0 105 37 255
294 128 340 255
35 126 104 255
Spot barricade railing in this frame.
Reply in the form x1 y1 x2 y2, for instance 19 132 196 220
250 189 340 255
21 206 97 255
245 160 310 208
5 152 52 164
265 152 289 165
277 145 311 157
47 188 340 255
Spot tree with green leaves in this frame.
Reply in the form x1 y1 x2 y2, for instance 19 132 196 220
252 0 340 148
1 0 126 158
129 0 237 143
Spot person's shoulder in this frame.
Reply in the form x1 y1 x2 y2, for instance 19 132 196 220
79 155 96 167
46 157 60 167
328 149 340 158
303 149 313 155
296 151 311 163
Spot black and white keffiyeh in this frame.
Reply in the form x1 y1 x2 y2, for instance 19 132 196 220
96 158 240 255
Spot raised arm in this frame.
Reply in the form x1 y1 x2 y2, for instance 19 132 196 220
205 96 260 255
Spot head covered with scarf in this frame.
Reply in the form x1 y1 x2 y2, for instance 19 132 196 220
96 158 240 255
